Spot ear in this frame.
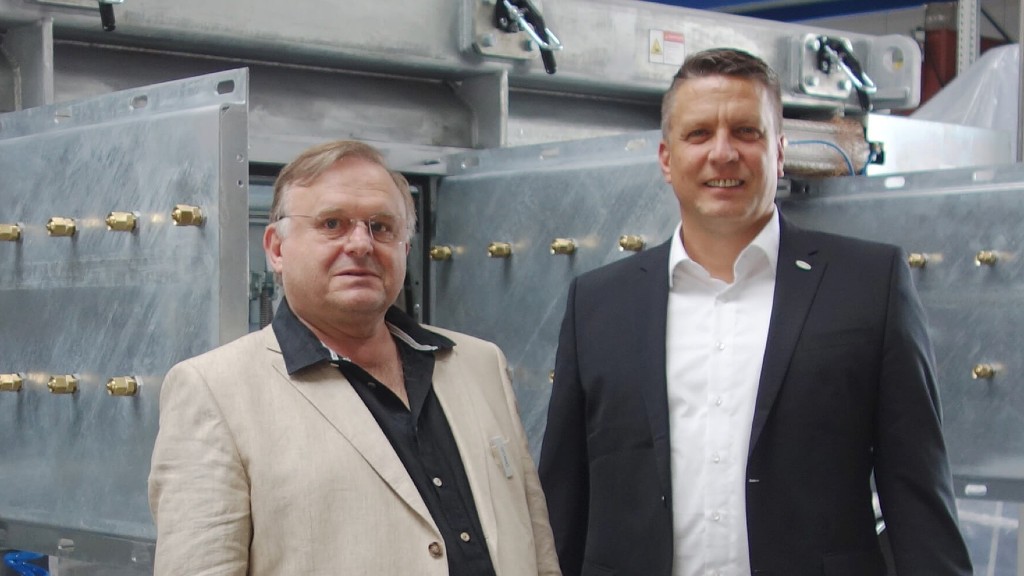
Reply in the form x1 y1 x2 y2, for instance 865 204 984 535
777 134 787 178
658 140 672 183
264 223 285 275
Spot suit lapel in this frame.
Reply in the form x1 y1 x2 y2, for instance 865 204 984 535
431 356 499 554
748 218 826 457
262 329 437 530
634 241 673 497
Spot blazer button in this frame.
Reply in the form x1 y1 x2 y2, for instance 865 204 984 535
428 542 443 558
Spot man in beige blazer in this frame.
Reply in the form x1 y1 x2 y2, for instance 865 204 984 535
149 140 560 576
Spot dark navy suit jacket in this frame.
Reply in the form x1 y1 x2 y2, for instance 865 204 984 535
538 215 973 576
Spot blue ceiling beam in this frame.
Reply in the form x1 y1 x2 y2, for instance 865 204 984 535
647 0 927 22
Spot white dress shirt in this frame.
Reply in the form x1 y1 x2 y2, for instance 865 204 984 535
666 210 779 576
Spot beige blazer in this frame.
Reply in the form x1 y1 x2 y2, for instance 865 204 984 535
149 324 561 576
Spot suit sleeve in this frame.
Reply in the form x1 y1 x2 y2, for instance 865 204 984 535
148 361 251 576
872 249 973 575
493 343 562 576
538 279 590 576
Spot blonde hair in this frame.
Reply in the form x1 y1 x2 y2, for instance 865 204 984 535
270 140 415 237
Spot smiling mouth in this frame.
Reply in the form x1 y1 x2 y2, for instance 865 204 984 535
706 179 743 187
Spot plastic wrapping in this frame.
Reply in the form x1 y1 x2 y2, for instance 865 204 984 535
911 44 1019 158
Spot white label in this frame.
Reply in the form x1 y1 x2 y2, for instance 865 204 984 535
650 29 686 66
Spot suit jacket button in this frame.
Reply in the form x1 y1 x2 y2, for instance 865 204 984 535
428 542 443 558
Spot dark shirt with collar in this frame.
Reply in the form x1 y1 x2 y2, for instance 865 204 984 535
272 298 496 576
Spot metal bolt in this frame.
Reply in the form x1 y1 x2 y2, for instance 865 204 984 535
171 204 204 227
804 76 820 88
0 223 21 241
107 376 139 396
429 245 453 261
806 37 821 52
487 242 512 258
550 238 576 255
46 217 77 237
480 34 495 48
618 235 646 252
972 364 996 380
907 253 927 268
837 79 852 92
975 250 998 266
106 211 138 232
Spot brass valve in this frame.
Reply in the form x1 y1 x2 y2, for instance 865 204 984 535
105 211 138 232
618 235 646 252
106 376 139 396
0 223 22 242
487 242 512 258
48 374 78 394
429 245 453 261
974 250 998 266
907 253 927 268
972 364 996 380
171 204 205 227
46 217 76 237
550 238 576 255
0 373 24 392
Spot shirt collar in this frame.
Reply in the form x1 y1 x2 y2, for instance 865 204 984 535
272 298 455 375
668 208 780 288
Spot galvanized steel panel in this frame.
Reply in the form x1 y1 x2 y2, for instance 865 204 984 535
0 69 249 568
432 133 1024 501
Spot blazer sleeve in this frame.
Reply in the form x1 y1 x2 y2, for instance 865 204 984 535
872 249 973 575
538 278 590 576
494 343 562 576
148 361 252 576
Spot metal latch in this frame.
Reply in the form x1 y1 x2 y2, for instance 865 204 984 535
815 35 876 111
495 0 563 74
469 0 562 73
98 0 124 32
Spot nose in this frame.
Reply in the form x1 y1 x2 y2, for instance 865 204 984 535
708 131 739 163
342 220 374 255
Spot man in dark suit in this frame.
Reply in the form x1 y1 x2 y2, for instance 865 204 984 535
538 48 972 576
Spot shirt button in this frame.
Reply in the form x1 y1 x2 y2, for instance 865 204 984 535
712 452 721 463
460 532 471 542
715 396 723 406
428 542 443 558
712 512 721 522
715 341 725 351
432 477 443 487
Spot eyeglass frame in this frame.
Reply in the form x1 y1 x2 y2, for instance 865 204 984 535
275 212 407 244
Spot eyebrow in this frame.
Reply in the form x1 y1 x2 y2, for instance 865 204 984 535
309 208 400 219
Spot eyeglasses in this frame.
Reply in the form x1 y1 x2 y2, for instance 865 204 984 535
277 213 405 244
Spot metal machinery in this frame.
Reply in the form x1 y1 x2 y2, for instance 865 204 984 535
0 0 1016 573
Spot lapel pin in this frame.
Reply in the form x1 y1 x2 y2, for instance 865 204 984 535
795 260 812 271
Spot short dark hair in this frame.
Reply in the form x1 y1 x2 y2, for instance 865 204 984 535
660 48 783 139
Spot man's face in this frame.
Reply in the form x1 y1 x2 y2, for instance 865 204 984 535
658 75 785 239
264 157 410 328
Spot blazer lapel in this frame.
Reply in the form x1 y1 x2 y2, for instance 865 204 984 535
748 217 826 457
634 241 673 497
262 329 437 530
431 357 499 553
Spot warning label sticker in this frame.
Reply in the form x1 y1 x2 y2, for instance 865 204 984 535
649 30 685 66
